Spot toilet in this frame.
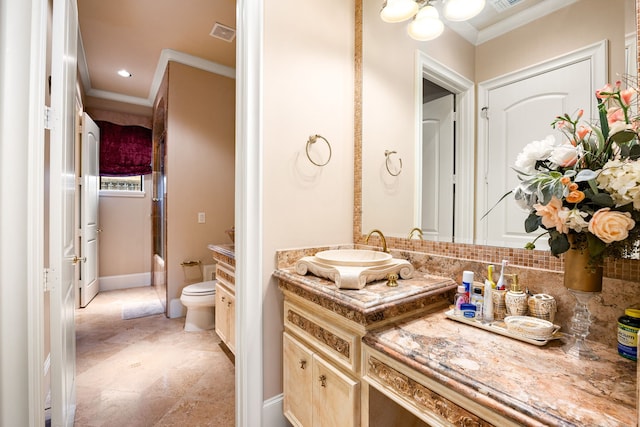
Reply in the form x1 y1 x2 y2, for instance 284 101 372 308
180 280 217 331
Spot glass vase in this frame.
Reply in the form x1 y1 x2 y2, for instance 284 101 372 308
562 234 602 360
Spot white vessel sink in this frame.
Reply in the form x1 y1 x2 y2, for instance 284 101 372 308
295 249 414 289
314 249 392 267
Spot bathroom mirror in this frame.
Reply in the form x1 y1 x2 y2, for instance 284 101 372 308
360 0 638 247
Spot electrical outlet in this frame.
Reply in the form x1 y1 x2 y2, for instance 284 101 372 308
198 212 206 223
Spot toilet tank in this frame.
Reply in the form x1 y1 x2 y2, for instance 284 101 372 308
203 264 216 281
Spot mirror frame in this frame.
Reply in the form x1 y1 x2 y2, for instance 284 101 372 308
352 0 640 282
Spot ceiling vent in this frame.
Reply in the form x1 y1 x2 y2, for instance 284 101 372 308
210 22 236 42
490 0 527 12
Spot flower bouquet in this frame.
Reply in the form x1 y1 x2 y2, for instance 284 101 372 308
511 81 640 261
505 81 640 359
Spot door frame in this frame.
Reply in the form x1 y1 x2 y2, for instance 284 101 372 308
414 51 474 244
475 40 607 245
235 0 264 425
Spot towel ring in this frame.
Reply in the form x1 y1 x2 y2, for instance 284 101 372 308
385 150 402 176
306 134 332 167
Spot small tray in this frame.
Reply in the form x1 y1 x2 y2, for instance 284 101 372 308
444 309 562 346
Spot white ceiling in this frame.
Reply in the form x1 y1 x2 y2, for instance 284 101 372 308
76 0 574 108
77 0 236 107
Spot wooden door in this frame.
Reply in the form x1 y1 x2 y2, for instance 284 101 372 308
421 93 455 242
477 43 606 249
79 113 100 307
49 0 79 424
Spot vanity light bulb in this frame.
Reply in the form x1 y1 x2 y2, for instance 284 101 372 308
407 5 444 41
380 0 419 23
443 0 486 22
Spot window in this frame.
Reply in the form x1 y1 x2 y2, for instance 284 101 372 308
99 175 144 196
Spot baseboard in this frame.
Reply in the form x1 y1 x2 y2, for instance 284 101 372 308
263 394 288 427
99 272 151 291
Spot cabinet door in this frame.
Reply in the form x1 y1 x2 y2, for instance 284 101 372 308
227 290 236 354
215 283 229 344
284 333 313 427
313 353 360 427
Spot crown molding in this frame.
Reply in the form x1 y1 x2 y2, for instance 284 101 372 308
77 41 236 108
445 0 578 46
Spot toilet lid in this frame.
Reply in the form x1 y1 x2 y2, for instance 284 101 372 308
182 280 217 296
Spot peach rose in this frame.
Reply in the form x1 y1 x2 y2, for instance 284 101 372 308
588 208 636 243
566 190 585 203
534 196 568 233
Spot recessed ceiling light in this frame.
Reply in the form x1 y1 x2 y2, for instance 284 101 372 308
117 69 132 78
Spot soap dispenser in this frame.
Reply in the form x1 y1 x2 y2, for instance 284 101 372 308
504 274 528 316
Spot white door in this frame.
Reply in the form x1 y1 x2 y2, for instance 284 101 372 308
421 94 454 241
79 113 100 307
477 44 606 249
49 0 79 425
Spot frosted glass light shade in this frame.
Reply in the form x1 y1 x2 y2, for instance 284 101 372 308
443 0 485 21
407 5 444 41
380 0 419 23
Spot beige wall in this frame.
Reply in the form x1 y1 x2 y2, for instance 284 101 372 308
166 62 235 305
262 0 356 399
97 175 153 277
476 0 627 83
361 0 475 236
85 108 154 278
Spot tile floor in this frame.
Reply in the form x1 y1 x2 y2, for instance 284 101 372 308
73 286 235 426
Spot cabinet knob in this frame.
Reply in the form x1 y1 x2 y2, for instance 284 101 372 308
319 374 327 387
221 296 226 302
227 301 232 307
299 359 306 370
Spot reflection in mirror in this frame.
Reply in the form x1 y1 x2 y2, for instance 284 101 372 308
361 0 637 254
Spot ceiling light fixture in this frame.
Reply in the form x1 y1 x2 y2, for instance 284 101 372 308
407 5 444 41
380 0 485 41
443 0 486 21
380 0 420 23
117 69 132 78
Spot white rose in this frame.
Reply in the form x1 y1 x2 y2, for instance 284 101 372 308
549 142 580 168
514 135 556 173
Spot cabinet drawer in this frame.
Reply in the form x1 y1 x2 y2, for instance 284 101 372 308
362 346 521 427
284 301 359 373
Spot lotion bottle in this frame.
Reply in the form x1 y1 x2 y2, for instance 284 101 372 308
483 280 494 323
505 274 528 316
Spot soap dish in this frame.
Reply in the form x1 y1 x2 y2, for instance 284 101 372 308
504 316 556 340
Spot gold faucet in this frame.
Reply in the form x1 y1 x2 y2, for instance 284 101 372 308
408 227 423 240
365 229 389 253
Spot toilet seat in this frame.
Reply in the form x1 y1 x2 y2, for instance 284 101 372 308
182 280 217 296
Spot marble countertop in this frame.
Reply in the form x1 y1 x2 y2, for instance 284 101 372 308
363 309 637 426
275 268 456 327
208 243 235 264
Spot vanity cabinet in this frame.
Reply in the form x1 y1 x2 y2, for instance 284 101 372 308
276 267 456 427
284 332 359 427
215 281 235 354
209 244 236 355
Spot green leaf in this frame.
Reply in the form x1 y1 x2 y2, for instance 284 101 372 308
480 190 513 220
586 233 606 258
597 98 610 139
610 130 636 144
525 213 540 233
575 169 597 182
588 192 615 207
549 231 570 256
630 145 640 160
